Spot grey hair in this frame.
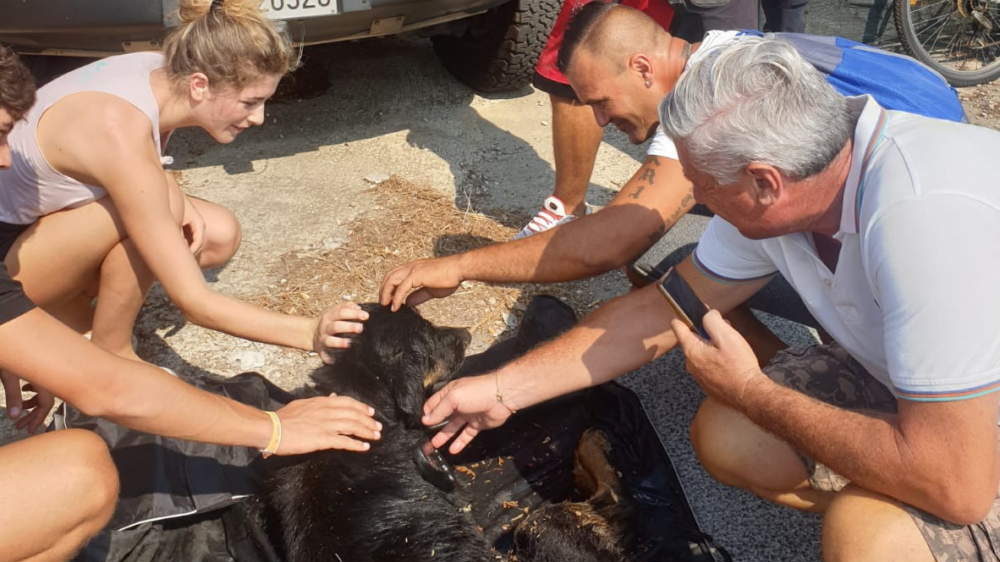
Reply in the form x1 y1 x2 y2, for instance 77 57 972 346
659 36 853 185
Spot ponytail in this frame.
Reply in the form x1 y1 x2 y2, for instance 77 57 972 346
163 0 296 89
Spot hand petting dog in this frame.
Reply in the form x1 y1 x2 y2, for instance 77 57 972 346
422 374 515 454
314 301 370 364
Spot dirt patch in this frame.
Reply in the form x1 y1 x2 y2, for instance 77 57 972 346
958 83 1000 128
248 175 624 353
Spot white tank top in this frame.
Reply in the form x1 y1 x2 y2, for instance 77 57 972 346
0 52 167 224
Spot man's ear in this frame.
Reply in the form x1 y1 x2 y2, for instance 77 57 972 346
746 163 783 206
627 53 654 85
188 72 210 102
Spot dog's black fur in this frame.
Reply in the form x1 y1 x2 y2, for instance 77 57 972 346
261 303 497 562
261 300 638 562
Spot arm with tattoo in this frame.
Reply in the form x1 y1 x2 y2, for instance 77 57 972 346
381 155 698 309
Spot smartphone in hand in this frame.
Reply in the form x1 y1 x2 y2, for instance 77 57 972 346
657 267 710 339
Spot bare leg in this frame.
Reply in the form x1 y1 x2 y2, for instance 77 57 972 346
823 485 935 562
187 197 242 269
691 402 935 559
90 196 239 360
724 304 788 366
690 397 835 512
0 429 118 561
6 179 240 361
89 239 155 361
550 94 604 216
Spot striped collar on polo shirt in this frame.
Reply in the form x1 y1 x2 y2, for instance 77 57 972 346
838 95 890 235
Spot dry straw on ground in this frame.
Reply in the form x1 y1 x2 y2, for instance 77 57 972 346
250 176 620 351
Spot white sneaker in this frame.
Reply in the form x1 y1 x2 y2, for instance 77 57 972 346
514 196 579 239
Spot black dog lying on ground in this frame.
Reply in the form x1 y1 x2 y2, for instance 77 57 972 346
260 303 498 562
260 298 638 562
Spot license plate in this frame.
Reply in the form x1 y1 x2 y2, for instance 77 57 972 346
260 0 338 20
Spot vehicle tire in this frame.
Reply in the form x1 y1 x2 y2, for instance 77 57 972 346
894 0 1000 86
431 0 559 93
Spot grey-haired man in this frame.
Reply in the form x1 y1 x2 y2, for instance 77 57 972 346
419 37 1000 559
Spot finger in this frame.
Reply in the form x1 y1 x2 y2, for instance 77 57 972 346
378 269 405 306
333 305 367 322
1 373 23 419
701 309 734 342
326 395 377 417
390 276 416 312
405 288 433 308
431 418 465 449
193 224 205 253
326 407 382 433
448 425 480 455
670 318 698 355
327 435 372 453
421 390 454 426
319 350 334 364
328 418 381 441
188 228 201 253
322 335 355 350
327 320 364 336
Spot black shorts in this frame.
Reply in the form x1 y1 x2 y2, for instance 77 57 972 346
0 221 36 326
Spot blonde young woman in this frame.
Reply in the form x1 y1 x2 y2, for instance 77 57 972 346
0 32 381 562
0 1 368 432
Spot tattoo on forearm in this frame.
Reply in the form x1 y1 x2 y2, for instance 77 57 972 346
628 160 659 199
640 168 655 184
665 191 696 228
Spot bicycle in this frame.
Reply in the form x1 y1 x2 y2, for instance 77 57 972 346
863 0 1000 85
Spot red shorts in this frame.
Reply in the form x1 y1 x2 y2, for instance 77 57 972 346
532 0 676 99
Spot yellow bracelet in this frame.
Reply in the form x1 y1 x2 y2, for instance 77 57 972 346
261 411 282 458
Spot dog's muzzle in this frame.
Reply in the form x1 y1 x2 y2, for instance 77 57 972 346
413 421 457 492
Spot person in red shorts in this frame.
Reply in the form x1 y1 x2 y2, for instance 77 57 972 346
517 0 758 238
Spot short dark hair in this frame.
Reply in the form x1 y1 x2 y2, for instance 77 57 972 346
0 44 36 120
556 0 617 74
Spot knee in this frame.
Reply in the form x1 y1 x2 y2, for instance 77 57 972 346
691 398 749 488
822 485 933 562
690 398 807 493
199 206 242 269
59 430 119 529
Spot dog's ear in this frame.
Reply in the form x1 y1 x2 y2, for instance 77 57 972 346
391 358 431 428
423 327 470 391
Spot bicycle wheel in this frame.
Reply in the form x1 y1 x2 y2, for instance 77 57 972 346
895 0 1000 86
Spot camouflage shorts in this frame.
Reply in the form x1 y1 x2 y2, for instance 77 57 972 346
765 344 1000 561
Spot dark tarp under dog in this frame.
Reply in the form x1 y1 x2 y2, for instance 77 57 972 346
65 296 729 562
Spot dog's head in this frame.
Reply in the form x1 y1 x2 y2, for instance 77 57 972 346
311 303 470 428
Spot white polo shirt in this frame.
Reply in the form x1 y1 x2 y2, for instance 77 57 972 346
692 96 1000 401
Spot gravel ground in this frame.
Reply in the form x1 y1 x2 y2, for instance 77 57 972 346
1 2 998 560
